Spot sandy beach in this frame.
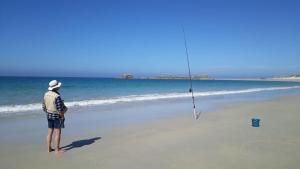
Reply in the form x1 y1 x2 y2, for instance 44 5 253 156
1 94 300 169
1 0 300 168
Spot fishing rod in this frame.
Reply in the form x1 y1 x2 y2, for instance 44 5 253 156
182 27 201 120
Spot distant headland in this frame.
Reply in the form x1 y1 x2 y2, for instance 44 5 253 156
267 74 300 81
216 75 300 82
118 73 300 82
119 73 214 80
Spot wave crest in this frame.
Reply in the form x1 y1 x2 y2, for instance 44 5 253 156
0 86 299 114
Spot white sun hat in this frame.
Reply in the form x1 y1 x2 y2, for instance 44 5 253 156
48 80 62 91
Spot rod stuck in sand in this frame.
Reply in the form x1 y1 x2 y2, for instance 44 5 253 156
182 26 201 120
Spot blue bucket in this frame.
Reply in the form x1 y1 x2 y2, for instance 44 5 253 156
252 118 260 127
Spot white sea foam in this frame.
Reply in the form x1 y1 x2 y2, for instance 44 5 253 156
0 86 299 114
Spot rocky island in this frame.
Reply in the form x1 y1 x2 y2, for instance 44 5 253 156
144 75 214 80
119 74 214 80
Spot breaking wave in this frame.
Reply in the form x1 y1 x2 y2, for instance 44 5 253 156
0 86 299 114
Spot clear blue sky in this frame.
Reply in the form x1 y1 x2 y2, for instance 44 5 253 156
0 0 299 78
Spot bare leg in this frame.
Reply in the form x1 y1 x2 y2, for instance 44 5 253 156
54 128 64 153
47 128 54 152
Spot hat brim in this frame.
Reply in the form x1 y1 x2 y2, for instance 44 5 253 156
48 82 61 91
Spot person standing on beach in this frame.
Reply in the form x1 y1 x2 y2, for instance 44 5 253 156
42 80 68 153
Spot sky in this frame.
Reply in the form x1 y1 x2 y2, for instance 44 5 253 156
0 0 299 78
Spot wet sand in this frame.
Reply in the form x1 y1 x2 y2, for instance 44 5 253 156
1 94 300 169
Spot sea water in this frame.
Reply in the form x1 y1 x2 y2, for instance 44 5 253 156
0 76 300 115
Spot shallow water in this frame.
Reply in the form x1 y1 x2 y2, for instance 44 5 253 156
1 76 300 115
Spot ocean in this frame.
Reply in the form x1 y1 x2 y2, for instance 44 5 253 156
1 76 300 115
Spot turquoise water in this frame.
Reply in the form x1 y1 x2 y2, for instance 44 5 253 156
0 76 300 114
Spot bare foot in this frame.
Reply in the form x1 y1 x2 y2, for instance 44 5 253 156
48 148 55 153
55 149 65 154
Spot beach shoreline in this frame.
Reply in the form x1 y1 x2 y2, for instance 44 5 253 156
1 93 300 169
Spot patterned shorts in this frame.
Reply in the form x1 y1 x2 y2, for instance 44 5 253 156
48 118 65 129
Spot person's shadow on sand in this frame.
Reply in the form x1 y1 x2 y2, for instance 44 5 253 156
62 137 101 151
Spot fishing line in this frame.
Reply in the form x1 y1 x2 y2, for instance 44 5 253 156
182 26 201 119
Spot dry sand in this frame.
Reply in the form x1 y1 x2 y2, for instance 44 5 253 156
1 95 300 169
